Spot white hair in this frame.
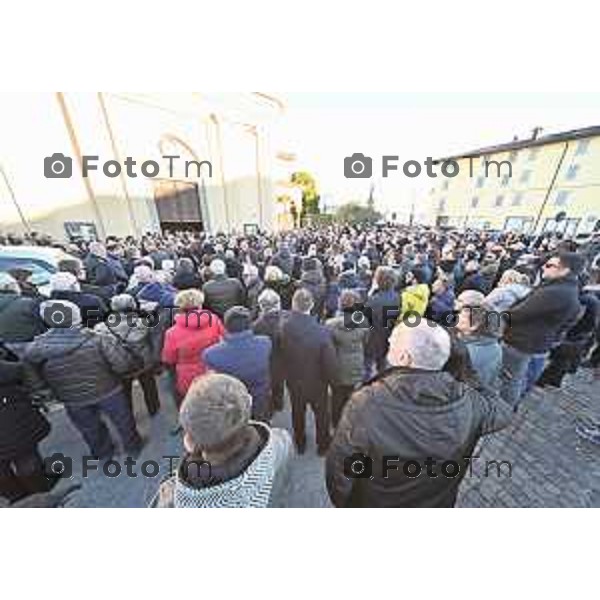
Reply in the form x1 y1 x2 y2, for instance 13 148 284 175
134 265 155 284
258 288 281 312
264 265 283 282
50 272 80 293
387 321 451 371
111 293 137 313
39 299 82 328
210 259 226 276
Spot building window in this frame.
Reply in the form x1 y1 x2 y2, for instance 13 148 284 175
512 193 524 206
575 139 590 156
471 197 479 208
495 195 504 207
501 174 510 187
528 148 539 162
520 170 532 184
566 164 580 180
505 217 534 233
476 176 485 188
554 191 571 207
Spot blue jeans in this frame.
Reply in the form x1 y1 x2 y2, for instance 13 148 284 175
65 388 142 458
525 354 548 393
501 344 547 410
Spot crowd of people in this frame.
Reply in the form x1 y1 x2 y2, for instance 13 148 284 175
0 223 599 507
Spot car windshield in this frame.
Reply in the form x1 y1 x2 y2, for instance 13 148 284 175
0 256 56 286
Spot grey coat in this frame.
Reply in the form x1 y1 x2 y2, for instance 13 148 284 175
325 315 369 386
23 327 132 406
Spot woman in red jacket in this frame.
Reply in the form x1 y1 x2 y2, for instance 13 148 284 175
161 289 224 407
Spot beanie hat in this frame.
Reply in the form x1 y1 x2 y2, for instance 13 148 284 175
179 374 252 450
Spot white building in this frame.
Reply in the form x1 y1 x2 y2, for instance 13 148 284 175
0 93 285 240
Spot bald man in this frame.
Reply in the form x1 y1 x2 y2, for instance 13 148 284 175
325 320 512 508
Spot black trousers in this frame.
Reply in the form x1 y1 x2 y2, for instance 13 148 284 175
331 384 355 429
539 340 590 388
123 370 160 416
0 448 52 503
288 384 331 452
271 378 285 413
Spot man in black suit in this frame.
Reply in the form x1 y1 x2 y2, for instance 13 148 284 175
280 288 338 455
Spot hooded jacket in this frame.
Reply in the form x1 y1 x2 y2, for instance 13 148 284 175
326 368 512 508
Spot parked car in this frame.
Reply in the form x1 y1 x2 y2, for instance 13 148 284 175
0 246 78 296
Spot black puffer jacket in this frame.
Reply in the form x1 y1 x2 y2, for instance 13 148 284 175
202 275 245 319
0 293 45 343
0 347 50 459
504 273 582 354
23 328 131 406
326 368 512 508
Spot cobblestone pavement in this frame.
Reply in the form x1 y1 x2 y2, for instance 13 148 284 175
41 370 600 508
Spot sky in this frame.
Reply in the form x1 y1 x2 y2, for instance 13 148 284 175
274 93 600 221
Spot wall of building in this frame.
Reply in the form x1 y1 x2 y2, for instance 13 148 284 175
428 135 600 235
0 93 282 240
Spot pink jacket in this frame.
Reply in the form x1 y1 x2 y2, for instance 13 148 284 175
161 310 224 395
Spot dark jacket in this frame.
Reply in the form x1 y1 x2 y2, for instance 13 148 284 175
0 293 45 343
0 348 50 460
202 275 245 319
23 328 132 406
84 254 119 288
50 290 108 328
245 278 264 320
172 270 202 291
365 288 400 361
504 274 582 354
428 287 455 323
270 247 295 277
298 270 326 317
137 282 176 308
203 331 272 420
326 368 512 508
280 311 338 397
252 310 288 390
264 278 295 310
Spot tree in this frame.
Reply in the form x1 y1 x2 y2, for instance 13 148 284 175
291 171 320 218
335 201 382 225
